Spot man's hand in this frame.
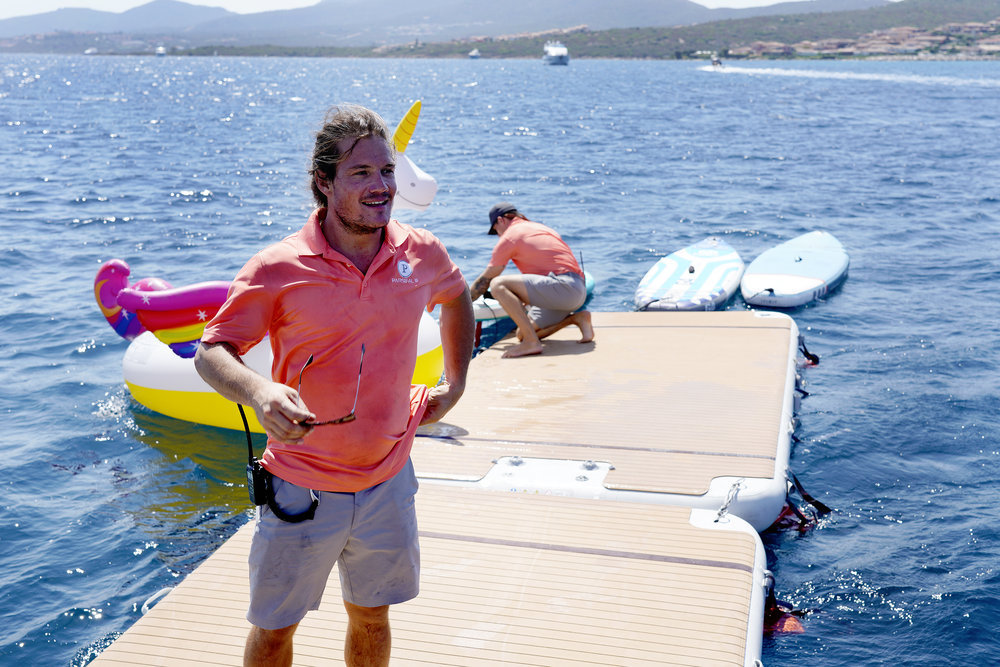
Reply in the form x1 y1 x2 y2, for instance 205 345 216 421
420 380 465 425
422 287 474 424
468 275 491 301
468 266 503 301
250 381 315 445
195 341 315 444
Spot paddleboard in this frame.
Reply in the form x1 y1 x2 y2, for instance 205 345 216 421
473 270 595 322
741 231 849 308
634 237 744 311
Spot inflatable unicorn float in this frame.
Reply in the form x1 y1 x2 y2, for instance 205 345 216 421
95 102 442 433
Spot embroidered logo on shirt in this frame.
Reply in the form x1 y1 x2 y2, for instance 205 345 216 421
393 259 417 284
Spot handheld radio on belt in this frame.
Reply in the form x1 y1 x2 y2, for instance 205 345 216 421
237 404 317 523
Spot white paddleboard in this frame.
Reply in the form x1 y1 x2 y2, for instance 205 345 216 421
634 237 744 311
472 296 509 322
741 231 849 308
473 271 595 322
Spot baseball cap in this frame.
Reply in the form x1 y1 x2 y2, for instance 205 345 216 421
488 202 517 235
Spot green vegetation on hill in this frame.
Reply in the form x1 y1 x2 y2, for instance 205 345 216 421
676 0 1000 51
181 44 368 58
374 0 1000 59
7 0 1000 58
177 0 1000 59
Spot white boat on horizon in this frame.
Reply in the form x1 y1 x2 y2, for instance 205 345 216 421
468 48 481 59
542 40 569 65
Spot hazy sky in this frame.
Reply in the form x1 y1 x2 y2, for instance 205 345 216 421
0 0 793 22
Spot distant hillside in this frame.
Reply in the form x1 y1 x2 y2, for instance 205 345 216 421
432 0 1000 59
674 0 1000 52
177 0 1000 60
0 0 231 36
0 0 886 47
183 0 890 47
3 0 998 59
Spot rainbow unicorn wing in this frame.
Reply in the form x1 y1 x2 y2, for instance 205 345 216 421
117 281 231 358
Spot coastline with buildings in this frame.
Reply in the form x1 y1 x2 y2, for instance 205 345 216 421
3 12 1000 60
728 18 1000 59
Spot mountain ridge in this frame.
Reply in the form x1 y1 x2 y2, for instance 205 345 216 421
0 0 888 46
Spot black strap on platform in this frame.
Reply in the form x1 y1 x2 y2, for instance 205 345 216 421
238 404 318 523
790 471 832 515
798 335 820 365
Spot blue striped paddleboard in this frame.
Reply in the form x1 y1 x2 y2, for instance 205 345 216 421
741 231 849 308
634 237 745 311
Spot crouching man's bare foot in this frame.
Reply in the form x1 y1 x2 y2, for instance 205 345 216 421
502 340 543 358
534 310 595 342
572 310 595 343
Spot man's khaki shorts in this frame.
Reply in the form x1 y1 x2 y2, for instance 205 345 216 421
246 460 419 629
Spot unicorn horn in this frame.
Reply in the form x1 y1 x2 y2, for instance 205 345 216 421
391 100 437 212
393 100 421 153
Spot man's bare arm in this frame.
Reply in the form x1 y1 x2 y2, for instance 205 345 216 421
421 287 475 424
468 265 503 301
194 341 314 444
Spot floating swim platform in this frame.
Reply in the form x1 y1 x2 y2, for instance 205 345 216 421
414 310 799 532
92 310 798 665
90 485 768 666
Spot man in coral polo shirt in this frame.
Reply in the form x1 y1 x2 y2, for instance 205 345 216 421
469 202 594 358
194 104 474 666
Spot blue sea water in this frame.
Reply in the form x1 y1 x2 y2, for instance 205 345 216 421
1 54 998 665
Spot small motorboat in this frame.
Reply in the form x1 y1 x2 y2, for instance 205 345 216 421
543 41 570 65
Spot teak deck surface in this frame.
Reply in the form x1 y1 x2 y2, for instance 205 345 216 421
91 486 760 666
91 311 786 665
413 310 794 496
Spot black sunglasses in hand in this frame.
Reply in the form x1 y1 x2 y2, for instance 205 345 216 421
296 344 365 426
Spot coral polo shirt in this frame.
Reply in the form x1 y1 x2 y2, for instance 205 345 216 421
488 218 583 277
201 209 465 492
